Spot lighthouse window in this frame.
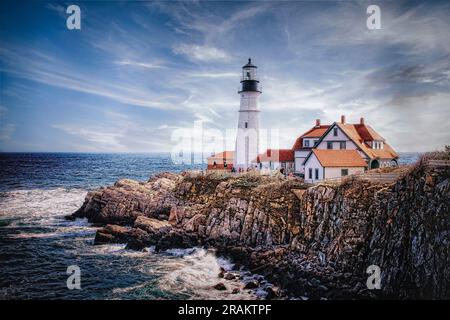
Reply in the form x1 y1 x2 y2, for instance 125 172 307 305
245 122 248 128
246 71 251 79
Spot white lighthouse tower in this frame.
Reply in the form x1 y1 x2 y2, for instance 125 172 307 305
234 58 261 170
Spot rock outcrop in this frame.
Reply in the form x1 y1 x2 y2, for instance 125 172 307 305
69 154 450 299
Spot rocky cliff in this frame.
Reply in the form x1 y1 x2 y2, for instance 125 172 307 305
69 153 449 299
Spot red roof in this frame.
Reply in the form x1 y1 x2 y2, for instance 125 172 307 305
292 125 330 150
311 149 367 167
336 123 398 160
207 151 234 161
256 149 294 163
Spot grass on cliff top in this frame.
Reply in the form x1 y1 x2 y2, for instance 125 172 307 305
418 146 450 162
183 170 308 190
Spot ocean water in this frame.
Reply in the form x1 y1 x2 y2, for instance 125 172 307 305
0 152 419 299
0 153 264 300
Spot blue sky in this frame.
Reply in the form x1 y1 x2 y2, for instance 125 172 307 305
1 0 449 152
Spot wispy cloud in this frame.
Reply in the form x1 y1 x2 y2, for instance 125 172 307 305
173 44 231 62
1 47 181 110
114 59 167 69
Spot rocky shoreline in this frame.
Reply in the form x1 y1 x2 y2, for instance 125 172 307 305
68 152 449 299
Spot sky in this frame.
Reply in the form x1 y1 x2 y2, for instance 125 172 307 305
0 0 449 153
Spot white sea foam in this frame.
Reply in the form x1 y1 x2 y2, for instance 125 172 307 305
0 187 269 300
157 247 258 300
0 188 94 238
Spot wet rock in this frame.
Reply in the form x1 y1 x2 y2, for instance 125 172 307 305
243 280 259 290
94 224 130 245
265 286 281 300
224 273 236 280
218 267 225 278
213 283 227 291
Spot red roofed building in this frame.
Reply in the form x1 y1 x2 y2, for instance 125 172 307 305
292 119 330 174
207 151 234 171
254 149 295 173
303 115 399 182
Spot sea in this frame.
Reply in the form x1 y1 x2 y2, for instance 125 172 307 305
0 152 420 300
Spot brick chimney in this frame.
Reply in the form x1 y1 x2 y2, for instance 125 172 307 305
360 117 364 125
341 115 346 124
315 119 321 127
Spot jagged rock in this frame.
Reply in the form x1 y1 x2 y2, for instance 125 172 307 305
134 216 172 233
224 273 236 280
213 283 227 291
243 280 259 289
94 224 130 244
265 286 281 300
231 288 240 294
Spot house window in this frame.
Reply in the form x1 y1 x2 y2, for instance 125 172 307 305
315 168 319 180
341 169 348 176
313 140 318 146
340 141 346 150
327 142 333 149
304 140 310 147
308 168 312 179
333 128 338 136
245 122 248 128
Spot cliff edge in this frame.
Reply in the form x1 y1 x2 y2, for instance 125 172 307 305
69 151 449 299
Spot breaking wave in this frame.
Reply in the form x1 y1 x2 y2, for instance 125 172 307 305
0 187 267 300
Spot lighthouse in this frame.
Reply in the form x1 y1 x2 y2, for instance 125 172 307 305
234 58 261 170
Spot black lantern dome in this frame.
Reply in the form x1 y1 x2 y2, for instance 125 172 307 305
243 58 257 68
239 58 261 93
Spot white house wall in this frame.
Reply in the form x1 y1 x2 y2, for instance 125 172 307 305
294 150 310 173
317 127 357 150
324 167 365 179
304 154 324 182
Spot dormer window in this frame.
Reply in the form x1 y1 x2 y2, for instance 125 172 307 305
372 141 383 149
333 127 338 136
304 140 310 147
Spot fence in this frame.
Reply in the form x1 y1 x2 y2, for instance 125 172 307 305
425 160 450 167
309 171 404 185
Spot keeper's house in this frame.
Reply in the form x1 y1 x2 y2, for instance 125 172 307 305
302 115 399 182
